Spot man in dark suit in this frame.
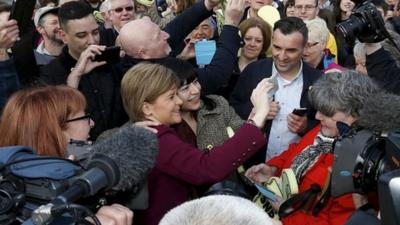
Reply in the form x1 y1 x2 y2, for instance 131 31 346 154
230 17 322 166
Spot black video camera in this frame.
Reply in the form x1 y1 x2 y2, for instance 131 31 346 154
0 146 118 225
331 129 400 225
336 1 388 43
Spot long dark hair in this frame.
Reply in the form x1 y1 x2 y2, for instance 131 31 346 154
159 58 216 111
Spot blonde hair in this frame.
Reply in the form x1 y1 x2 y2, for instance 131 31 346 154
121 63 179 122
305 18 330 44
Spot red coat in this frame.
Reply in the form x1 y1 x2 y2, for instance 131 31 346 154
143 123 267 225
267 125 356 225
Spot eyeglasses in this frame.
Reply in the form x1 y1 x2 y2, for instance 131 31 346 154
113 6 134 13
305 42 319 48
66 113 92 125
294 4 317 11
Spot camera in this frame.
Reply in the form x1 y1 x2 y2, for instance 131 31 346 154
331 129 400 225
0 146 118 225
336 0 389 43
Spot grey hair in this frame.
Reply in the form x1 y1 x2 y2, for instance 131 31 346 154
99 0 111 12
108 0 134 9
353 41 367 61
159 195 275 225
309 70 380 117
304 18 329 44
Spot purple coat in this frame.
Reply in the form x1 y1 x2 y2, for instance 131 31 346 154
143 123 267 225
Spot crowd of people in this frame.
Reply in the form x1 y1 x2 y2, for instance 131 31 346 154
0 0 400 224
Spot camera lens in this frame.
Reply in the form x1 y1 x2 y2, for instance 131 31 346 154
336 16 366 43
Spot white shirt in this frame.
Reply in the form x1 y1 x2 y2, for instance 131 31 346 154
266 61 304 160
35 41 52 55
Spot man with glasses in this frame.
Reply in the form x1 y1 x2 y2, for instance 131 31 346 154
294 0 319 20
99 0 135 46
108 0 135 33
294 0 338 62
40 1 128 140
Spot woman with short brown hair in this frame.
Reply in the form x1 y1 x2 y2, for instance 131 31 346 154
0 85 93 157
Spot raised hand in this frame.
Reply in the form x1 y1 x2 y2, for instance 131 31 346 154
249 78 274 128
224 0 246 26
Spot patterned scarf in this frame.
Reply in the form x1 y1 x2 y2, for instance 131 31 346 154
291 133 335 183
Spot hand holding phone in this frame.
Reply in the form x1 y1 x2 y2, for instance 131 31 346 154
94 46 121 64
292 108 307 117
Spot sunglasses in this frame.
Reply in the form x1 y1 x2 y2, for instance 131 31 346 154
66 113 92 125
113 6 134 13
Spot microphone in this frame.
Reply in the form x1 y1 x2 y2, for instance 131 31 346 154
84 125 158 192
356 92 400 132
266 73 279 99
31 125 158 225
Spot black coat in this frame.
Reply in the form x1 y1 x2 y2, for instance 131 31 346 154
366 47 400 95
39 47 128 140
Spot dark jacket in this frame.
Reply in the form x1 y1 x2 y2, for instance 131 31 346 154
144 123 266 225
121 25 241 95
230 58 322 166
0 58 20 111
39 46 127 140
366 47 400 95
163 0 213 56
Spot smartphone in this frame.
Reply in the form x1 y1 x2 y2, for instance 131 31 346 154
94 46 121 64
292 108 307 116
9 0 36 34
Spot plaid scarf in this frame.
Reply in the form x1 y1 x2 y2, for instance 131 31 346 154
291 133 335 183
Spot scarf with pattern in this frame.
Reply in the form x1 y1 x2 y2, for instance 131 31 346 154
291 133 336 183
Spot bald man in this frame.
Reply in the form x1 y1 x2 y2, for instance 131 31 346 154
119 0 246 95
119 18 172 59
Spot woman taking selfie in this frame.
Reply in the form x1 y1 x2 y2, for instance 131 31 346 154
121 62 273 225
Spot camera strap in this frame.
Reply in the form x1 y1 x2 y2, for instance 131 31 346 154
279 170 333 218
278 184 321 218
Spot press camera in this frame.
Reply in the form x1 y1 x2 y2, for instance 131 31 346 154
331 129 400 225
336 0 390 43
0 146 118 225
